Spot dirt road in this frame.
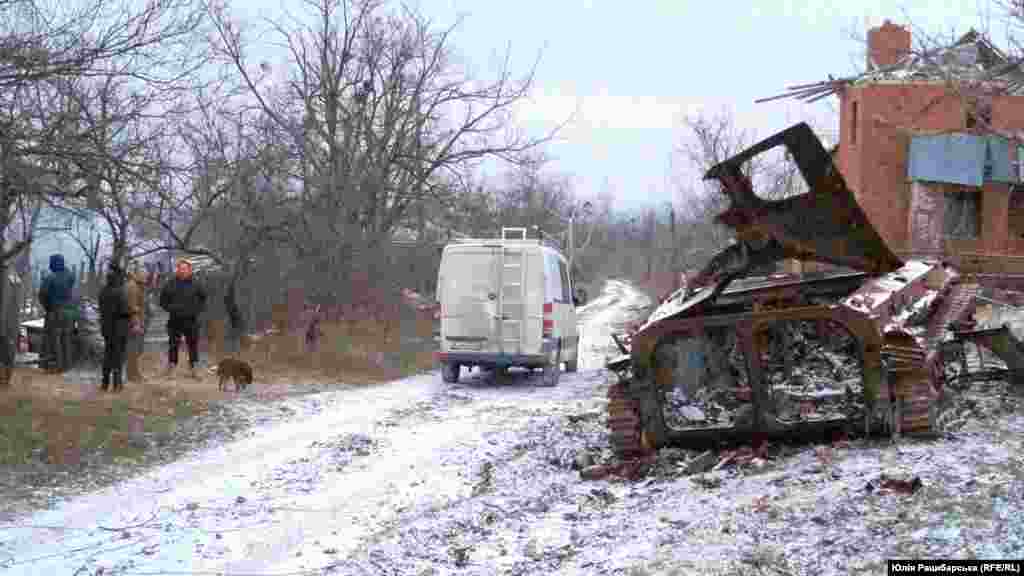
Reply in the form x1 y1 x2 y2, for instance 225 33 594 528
0 279 652 575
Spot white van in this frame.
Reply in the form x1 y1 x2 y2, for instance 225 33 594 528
436 228 584 386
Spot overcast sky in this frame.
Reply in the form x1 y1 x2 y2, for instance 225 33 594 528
310 0 1009 211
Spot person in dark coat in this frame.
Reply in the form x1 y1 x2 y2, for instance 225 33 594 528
98 263 131 392
37 253 76 373
159 259 207 379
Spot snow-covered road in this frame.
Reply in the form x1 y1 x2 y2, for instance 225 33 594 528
0 279 651 575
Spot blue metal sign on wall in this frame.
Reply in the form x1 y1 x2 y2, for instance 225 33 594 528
907 133 1015 186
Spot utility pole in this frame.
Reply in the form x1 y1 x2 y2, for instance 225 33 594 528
567 200 593 281
568 212 575 276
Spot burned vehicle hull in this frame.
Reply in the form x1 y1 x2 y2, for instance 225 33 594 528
606 122 1024 456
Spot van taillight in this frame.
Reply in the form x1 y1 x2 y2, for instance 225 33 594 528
543 302 553 336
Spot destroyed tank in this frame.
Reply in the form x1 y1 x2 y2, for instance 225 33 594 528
605 122 1024 457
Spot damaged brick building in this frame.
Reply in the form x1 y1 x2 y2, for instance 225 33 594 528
769 20 1024 284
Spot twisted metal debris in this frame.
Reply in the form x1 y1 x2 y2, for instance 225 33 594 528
606 122 1024 457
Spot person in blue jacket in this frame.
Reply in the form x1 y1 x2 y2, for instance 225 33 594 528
37 254 76 373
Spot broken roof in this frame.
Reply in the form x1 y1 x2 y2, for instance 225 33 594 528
758 29 1024 104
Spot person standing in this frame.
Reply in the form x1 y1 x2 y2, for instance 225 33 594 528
37 254 76 373
98 263 131 392
124 263 148 383
159 259 207 379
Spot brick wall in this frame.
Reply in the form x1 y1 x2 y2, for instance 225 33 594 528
835 21 1024 265
838 80 1024 257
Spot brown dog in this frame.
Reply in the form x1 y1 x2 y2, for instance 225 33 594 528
210 357 253 392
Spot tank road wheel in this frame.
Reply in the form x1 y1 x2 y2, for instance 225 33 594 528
607 380 643 457
442 362 460 384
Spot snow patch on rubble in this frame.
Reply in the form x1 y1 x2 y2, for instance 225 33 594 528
840 295 873 314
884 289 938 334
843 261 936 317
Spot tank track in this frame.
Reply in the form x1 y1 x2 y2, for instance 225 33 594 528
607 380 644 458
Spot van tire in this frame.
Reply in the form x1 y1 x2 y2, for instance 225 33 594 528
442 362 460 384
540 346 561 387
494 366 509 384
565 354 578 373
564 335 580 373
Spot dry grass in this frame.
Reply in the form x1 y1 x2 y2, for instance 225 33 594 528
0 312 438 467
227 315 438 385
0 363 211 467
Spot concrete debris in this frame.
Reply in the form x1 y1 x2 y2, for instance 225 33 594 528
572 452 596 471
681 451 718 475
579 465 610 481
690 471 727 489
869 473 924 495
579 456 656 482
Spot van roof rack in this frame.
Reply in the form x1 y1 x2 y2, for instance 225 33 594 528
446 227 563 251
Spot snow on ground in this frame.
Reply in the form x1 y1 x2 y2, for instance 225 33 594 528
2 279 1023 575
0 279 648 575
575 279 649 371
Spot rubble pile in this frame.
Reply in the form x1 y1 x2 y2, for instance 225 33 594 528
659 328 749 429
659 320 864 430
762 320 863 423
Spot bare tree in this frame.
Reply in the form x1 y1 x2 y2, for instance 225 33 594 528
670 109 759 270
49 73 184 268
207 0 564 286
56 206 104 291
0 0 211 89
125 87 303 339
0 0 213 372
494 153 574 238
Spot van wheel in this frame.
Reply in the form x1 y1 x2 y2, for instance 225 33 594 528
442 362 460 384
565 354 578 373
540 347 561 387
494 366 509 384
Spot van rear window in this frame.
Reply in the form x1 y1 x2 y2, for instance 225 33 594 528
545 252 566 303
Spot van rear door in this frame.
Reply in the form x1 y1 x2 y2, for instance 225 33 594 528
439 247 500 354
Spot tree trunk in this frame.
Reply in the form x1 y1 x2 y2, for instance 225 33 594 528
0 264 13 387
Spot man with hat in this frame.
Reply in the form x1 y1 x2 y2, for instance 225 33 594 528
159 258 207 378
